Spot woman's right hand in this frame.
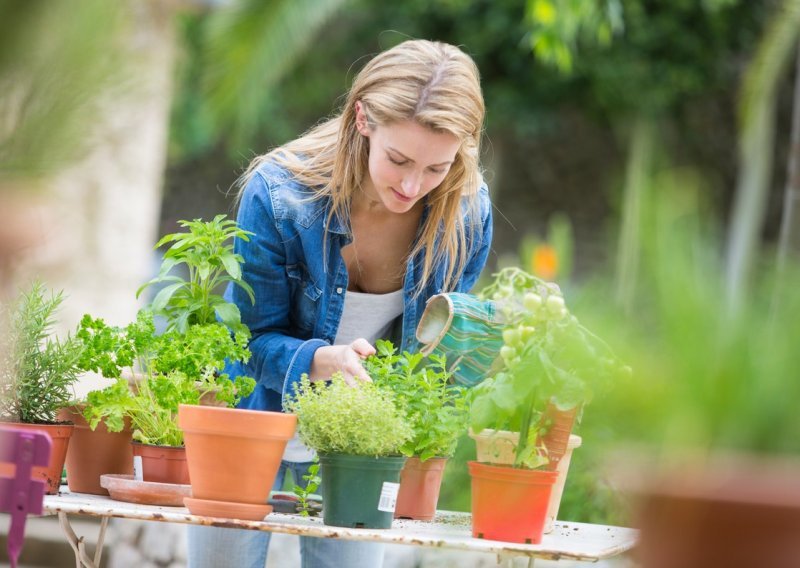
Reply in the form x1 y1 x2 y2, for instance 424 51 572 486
309 338 376 386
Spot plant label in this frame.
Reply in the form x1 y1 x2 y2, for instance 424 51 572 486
133 456 143 481
378 482 400 513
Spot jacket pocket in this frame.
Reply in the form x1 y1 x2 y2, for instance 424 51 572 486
286 263 322 335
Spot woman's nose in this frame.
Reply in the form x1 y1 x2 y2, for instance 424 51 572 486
400 171 422 197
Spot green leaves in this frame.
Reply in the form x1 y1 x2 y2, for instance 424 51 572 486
287 374 412 457
366 340 469 460
137 214 255 334
0 281 83 424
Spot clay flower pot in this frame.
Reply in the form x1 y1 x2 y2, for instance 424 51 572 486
0 422 73 494
538 402 579 471
131 442 190 485
543 434 582 533
468 461 558 544
178 404 296 518
394 457 448 521
58 405 133 495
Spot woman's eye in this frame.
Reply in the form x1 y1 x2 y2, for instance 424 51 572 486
429 168 446 175
388 156 407 166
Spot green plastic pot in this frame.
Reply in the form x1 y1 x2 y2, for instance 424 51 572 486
318 453 406 529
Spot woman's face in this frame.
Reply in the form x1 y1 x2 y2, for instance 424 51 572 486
356 104 460 214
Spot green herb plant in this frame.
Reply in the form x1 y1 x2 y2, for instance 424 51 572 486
365 340 468 461
137 214 255 334
293 458 321 517
0 281 83 424
287 374 411 457
470 267 628 469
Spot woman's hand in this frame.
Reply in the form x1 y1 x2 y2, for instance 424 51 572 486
309 338 376 386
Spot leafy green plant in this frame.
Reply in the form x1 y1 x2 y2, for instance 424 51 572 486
75 310 156 378
293 458 321 517
137 215 255 334
365 340 468 461
0 281 83 424
469 267 628 468
287 374 411 457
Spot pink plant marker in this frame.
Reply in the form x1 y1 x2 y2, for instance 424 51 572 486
0 427 52 568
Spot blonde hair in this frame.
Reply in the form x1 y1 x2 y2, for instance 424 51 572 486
241 39 486 294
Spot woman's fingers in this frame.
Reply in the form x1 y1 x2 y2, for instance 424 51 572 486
350 338 376 358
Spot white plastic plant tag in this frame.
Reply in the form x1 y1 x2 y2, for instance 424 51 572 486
377 482 400 513
133 456 143 481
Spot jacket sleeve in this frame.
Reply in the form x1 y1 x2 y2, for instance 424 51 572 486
225 170 327 406
458 184 494 293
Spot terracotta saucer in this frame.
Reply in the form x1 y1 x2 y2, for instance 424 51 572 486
184 497 272 521
100 474 191 507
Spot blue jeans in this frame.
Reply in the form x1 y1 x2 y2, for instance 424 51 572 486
186 460 386 568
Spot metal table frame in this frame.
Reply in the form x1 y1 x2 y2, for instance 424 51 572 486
43 488 637 568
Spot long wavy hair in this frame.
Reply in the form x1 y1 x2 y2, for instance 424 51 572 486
240 39 486 294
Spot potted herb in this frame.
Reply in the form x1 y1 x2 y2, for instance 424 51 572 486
287 374 412 529
0 281 83 494
81 215 257 486
365 340 468 521
467 267 627 543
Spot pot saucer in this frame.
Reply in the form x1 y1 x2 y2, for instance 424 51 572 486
184 497 272 521
100 474 191 507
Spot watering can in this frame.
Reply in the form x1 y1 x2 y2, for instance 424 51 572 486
416 292 506 387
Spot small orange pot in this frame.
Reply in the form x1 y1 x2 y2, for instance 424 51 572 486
178 404 296 508
131 442 189 485
0 422 73 494
395 457 447 520
468 461 558 544
58 405 133 495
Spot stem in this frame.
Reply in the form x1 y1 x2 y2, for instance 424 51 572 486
514 388 536 468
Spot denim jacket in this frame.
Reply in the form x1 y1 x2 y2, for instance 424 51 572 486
225 160 493 412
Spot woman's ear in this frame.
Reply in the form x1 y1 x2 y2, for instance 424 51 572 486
354 101 370 136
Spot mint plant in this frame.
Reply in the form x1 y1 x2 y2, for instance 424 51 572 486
470 267 629 468
365 340 468 461
293 458 321 517
0 281 83 424
137 215 255 334
287 374 411 457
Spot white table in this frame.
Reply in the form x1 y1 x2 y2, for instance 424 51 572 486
43 487 637 567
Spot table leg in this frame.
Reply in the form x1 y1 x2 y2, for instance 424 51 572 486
57 512 108 568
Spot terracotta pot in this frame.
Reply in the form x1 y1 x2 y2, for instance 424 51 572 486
0 422 73 494
468 461 558 544
394 457 447 520
543 434 582 533
630 455 800 568
57 405 134 495
178 404 296 510
469 428 519 465
538 402 579 471
131 442 190 485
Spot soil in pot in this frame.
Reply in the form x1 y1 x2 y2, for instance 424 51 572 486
0 422 73 495
58 405 133 495
468 461 558 544
319 453 406 529
131 442 190 485
394 457 447 521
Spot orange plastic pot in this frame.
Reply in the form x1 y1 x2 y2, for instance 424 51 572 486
58 405 133 495
131 442 189 485
178 404 296 507
0 422 73 494
468 461 558 544
395 457 447 520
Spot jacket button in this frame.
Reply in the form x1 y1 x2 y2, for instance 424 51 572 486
336 287 343 294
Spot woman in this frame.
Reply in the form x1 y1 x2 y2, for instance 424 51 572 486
188 39 493 568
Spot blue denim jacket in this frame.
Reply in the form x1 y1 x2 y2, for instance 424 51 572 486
224 160 493 412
